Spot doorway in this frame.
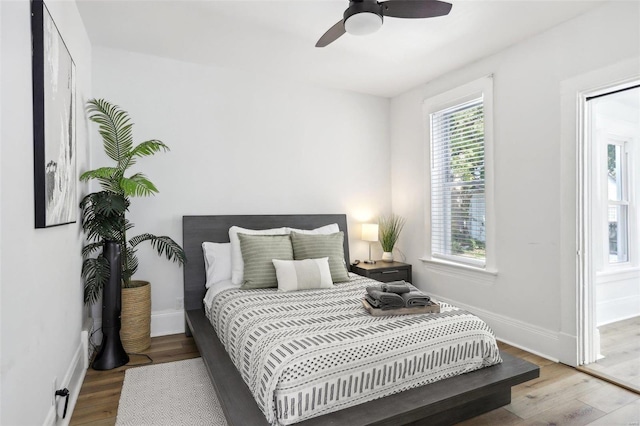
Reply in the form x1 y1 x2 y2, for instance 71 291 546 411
580 84 640 392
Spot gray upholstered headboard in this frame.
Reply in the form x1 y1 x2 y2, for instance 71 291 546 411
182 214 350 311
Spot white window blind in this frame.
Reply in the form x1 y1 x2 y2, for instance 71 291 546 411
430 96 486 266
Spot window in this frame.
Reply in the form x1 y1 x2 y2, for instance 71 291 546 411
424 77 494 271
607 142 629 264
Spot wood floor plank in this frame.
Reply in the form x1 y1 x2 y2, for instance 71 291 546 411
76 388 122 406
517 399 606 426
506 369 603 419
74 418 115 426
577 382 639 413
586 399 640 425
510 363 577 399
71 400 119 424
71 401 118 423
78 373 125 388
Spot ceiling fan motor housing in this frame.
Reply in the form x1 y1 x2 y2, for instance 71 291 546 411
344 0 384 35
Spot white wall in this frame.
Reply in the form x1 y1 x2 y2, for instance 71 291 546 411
0 1 92 424
91 47 391 334
390 1 640 362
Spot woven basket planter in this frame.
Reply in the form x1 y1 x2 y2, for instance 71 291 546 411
121 280 151 353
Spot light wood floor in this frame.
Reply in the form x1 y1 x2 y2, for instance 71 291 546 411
579 316 640 393
71 335 640 426
464 343 640 425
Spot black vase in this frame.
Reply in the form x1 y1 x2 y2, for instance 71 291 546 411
92 240 129 370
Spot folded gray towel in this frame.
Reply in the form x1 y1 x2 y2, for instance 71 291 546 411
365 285 382 298
401 289 431 307
365 294 382 308
365 287 405 310
365 294 404 310
381 281 410 294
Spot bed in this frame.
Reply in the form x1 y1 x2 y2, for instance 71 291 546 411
183 214 539 425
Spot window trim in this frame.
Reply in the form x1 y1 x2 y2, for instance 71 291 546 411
422 76 496 275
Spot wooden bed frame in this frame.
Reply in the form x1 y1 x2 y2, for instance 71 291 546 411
182 214 539 425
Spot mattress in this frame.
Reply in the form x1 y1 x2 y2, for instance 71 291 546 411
205 273 502 425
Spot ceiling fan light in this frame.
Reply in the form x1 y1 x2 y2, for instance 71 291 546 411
344 12 383 36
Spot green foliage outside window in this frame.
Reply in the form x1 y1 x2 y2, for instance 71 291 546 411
443 104 485 259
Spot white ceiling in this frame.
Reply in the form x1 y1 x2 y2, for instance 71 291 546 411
76 0 606 97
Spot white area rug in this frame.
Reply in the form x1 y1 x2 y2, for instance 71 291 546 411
116 358 228 426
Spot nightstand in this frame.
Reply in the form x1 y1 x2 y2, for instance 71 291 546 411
351 261 412 284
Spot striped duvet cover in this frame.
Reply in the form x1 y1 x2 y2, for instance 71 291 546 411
205 274 502 425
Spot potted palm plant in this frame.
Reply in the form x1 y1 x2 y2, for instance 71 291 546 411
81 99 186 353
378 214 405 262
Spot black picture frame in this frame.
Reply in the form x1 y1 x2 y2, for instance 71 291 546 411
31 0 77 228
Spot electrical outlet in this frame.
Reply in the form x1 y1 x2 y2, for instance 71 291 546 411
176 297 184 310
51 377 57 406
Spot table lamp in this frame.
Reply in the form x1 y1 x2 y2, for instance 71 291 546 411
362 223 379 264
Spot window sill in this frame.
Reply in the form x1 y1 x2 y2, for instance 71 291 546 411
420 257 498 285
595 266 640 283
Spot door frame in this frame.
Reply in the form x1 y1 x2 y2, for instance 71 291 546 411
577 78 639 365
559 58 639 367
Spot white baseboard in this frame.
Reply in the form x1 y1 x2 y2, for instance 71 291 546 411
151 309 185 337
557 332 578 366
597 295 640 326
44 406 56 426
432 293 561 363
44 323 91 426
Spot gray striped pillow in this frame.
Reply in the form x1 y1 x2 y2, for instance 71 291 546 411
238 234 293 289
290 231 349 283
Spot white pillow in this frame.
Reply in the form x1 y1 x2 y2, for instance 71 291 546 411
202 242 232 288
286 223 339 235
229 226 288 285
272 258 333 292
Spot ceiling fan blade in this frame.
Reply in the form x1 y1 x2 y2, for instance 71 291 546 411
316 20 346 48
381 0 452 19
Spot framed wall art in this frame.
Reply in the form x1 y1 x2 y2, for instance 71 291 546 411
31 0 77 228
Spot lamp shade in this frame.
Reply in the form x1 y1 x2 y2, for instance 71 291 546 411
361 223 379 242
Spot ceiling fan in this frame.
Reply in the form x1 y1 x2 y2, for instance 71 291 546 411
316 0 453 47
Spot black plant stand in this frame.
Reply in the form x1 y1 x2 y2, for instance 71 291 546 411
92 240 129 370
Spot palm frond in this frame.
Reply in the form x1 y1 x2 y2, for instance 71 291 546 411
120 173 158 197
82 242 104 259
79 167 120 182
122 245 139 285
130 140 169 157
80 191 128 219
87 99 133 164
94 194 128 216
120 140 170 170
130 233 187 265
80 192 128 242
97 178 123 195
124 218 135 232
82 256 110 304
80 166 123 194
